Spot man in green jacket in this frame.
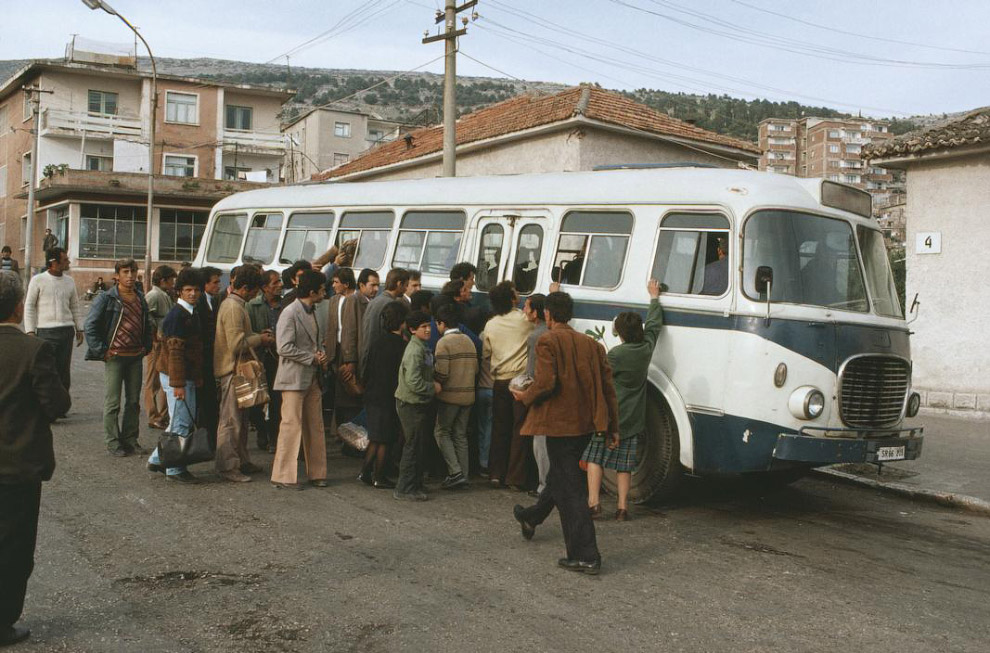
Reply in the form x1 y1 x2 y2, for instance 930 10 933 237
394 310 440 501
583 279 663 521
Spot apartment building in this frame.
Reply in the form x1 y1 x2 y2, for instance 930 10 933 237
283 107 404 183
0 53 292 288
758 117 901 207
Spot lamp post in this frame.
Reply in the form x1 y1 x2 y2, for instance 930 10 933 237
81 0 156 283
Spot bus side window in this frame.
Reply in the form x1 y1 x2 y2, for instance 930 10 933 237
475 223 504 292
206 212 248 263
280 212 334 264
242 213 283 265
651 213 730 296
393 210 466 274
552 211 632 289
512 225 543 294
338 211 394 270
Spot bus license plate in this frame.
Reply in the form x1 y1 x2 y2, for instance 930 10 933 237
877 446 906 462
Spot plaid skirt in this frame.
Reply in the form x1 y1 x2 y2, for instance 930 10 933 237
581 433 639 473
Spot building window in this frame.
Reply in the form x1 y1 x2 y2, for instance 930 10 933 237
23 94 32 121
21 153 31 186
163 154 196 177
51 206 69 251
224 166 251 181
829 144 839 153
0 105 7 132
828 130 840 138
553 211 633 288
158 208 208 261
828 174 841 182
333 152 349 166
225 105 252 131
367 128 384 142
86 155 113 172
334 121 351 138
79 204 147 259
165 91 198 124
0 165 6 198
87 90 118 116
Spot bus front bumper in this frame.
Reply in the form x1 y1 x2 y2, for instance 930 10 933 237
772 426 924 465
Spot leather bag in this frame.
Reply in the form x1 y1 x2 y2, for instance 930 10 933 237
234 347 270 408
157 400 214 467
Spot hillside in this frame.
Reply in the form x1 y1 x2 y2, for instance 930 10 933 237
0 56 933 139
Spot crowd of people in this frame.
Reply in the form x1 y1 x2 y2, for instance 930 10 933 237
0 242 667 642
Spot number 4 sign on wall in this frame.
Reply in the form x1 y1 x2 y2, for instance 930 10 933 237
916 231 941 255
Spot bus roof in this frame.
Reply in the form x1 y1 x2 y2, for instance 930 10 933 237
211 168 844 217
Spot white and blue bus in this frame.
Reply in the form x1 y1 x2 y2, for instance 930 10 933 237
192 166 923 501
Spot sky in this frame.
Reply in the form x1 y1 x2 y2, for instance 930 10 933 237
2 0 989 119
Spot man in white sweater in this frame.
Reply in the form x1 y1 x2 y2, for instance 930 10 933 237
24 247 84 391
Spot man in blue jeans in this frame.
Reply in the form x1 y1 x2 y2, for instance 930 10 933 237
147 267 204 483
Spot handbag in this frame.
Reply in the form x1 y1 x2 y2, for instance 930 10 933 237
234 347 270 409
157 400 214 467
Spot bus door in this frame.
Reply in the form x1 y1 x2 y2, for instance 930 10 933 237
473 210 549 296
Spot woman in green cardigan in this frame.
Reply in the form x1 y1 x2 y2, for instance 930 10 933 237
583 279 663 521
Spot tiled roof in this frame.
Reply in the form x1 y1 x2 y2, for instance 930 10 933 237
864 107 990 159
316 86 758 180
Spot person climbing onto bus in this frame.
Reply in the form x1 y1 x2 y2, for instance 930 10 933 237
700 237 729 295
583 278 663 521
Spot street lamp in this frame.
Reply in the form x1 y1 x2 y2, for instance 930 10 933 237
81 0 156 284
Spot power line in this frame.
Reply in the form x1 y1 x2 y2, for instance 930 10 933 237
611 0 990 70
727 0 990 57
458 50 528 84
484 1 913 114
266 0 401 64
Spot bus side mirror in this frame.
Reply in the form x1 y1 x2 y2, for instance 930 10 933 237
755 266 773 296
551 266 561 283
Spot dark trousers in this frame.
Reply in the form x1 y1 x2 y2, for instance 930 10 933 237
249 358 281 448
518 434 599 563
490 380 528 485
395 399 431 495
198 359 219 450
0 482 42 628
36 326 74 391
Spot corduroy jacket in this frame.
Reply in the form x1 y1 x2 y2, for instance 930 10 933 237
213 293 263 377
517 323 619 438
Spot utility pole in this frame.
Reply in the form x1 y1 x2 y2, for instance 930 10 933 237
423 0 475 177
22 85 53 280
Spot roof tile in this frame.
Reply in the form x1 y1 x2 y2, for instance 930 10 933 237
864 107 990 159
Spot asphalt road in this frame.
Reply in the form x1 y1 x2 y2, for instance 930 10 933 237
14 355 990 653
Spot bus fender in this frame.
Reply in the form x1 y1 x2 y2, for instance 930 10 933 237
646 367 694 472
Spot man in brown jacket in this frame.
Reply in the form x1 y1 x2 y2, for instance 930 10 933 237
330 268 377 428
214 266 275 482
511 291 618 575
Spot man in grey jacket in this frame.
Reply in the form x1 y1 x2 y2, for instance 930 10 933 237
270 269 329 489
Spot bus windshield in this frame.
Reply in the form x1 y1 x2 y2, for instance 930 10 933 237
743 210 868 312
857 225 903 318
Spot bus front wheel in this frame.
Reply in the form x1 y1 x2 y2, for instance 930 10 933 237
602 386 682 504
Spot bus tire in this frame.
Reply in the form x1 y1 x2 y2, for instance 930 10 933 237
602 386 682 504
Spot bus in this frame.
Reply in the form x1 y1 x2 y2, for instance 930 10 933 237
192 166 924 501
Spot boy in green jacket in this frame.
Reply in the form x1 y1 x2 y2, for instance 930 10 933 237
394 310 440 501
582 279 663 521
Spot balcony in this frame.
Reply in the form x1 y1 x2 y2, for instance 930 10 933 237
222 129 285 156
840 160 863 169
20 168 274 203
40 108 142 140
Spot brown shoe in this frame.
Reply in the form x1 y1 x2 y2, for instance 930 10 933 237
219 470 252 483
615 509 629 522
589 504 602 520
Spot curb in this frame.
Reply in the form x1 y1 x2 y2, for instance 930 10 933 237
812 467 990 517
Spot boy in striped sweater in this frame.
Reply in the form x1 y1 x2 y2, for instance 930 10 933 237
433 303 479 490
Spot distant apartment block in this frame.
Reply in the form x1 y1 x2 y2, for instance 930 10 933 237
758 117 903 208
0 47 292 286
282 107 404 183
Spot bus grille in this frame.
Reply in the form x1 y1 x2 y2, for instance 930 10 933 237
839 356 910 428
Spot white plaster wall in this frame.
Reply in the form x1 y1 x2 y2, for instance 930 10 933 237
40 70 142 119
224 91 285 134
904 153 990 411
38 135 116 170
355 129 582 181
578 129 744 169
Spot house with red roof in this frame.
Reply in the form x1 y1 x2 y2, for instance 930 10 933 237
313 85 758 182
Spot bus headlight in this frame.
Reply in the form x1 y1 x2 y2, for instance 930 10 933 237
906 392 921 417
788 386 826 420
